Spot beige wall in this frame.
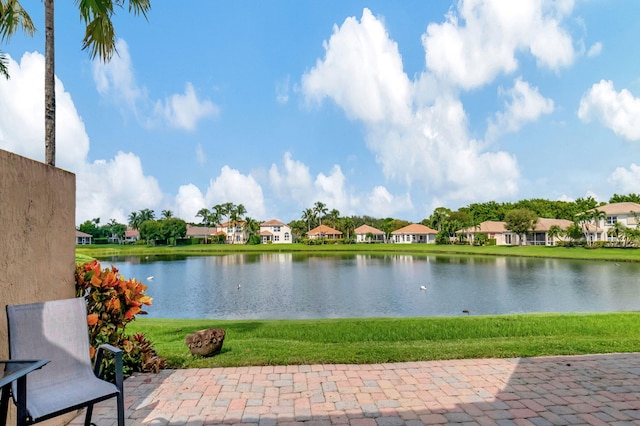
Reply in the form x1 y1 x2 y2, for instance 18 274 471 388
0 149 76 424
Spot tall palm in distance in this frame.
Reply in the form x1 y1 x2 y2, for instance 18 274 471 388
302 208 315 232
313 201 328 226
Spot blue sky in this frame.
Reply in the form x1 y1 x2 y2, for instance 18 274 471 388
2 0 640 226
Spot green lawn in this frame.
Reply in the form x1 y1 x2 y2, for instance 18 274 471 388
128 313 640 368
77 243 640 262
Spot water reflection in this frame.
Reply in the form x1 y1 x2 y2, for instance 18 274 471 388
103 253 640 320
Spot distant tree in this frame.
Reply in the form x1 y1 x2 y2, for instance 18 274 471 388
547 225 564 244
426 207 451 231
288 219 307 242
160 218 186 245
313 201 328 226
196 208 212 227
610 193 640 204
106 219 127 243
243 216 259 243
161 210 174 219
138 220 162 244
504 209 538 246
138 208 155 222
565 223 583 242
128 211 141 230
341 216 355 240
325 208 340 228
301 208 315 232
78 220 99 237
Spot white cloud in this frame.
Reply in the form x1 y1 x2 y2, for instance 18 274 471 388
587 42 602 58
0 52 165 225
205 166 266 218
75 152 164 224
578 80 640 141
366 186 413 218
301 8 520 206
422 0 575 89
609 163 640 193
0 52 90 171
302 8 412 125
93 38 218 131
174 183 207 223
92 38 143 113
269 152 314 202
486 77 554 141
153 82 219 131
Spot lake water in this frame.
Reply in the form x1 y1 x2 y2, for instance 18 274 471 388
103 253 640 320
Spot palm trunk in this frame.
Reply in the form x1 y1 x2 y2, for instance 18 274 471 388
45 0 55 166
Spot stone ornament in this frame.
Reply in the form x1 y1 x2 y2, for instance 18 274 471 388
185 328 226 357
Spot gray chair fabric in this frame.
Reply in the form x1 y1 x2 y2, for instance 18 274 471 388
6 298 124 425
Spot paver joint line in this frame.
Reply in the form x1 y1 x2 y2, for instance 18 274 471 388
68 353 640 425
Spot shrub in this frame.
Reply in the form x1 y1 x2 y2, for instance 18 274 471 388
75 260 166 378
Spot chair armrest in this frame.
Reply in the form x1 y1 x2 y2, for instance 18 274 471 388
94 344 124 393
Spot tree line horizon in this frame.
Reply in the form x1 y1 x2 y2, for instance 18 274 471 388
77 193 640 245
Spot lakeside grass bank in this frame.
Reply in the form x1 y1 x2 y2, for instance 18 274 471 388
129 313 640 368
77 243 640 262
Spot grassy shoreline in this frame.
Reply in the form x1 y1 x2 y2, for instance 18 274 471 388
78 245 640 368
77 243 640 262
129 313 640 368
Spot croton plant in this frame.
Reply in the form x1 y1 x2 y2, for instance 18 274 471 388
75 260 165 377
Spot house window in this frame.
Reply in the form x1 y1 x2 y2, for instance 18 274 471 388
284 233 290 241
274 226 281 232
274 235 280 242
505 234 512 245
606 216 617 225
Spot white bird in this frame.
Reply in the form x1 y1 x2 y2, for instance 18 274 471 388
237 284 242 289
146 276 154 281
420 285 427 291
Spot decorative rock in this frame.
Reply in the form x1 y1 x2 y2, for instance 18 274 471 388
185 328 226 357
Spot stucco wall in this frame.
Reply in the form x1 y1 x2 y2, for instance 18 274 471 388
0 149 76 424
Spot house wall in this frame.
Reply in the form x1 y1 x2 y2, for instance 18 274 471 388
262 225 292 243
0 150 76 425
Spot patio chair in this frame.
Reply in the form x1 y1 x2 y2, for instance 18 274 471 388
6 297 124 426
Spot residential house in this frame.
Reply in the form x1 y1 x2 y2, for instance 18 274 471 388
307 224 343 240
186 224 217 242
75 230 92 245
260 219 292 244
581 202 640 243
391 224 437 244
460 218 573 246
354 224 386 243
526 218 573 246
218 221 248 244
459 221 515 245
124 228 140 244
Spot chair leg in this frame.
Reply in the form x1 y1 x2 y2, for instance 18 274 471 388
84 403 94 426
116 391 125 426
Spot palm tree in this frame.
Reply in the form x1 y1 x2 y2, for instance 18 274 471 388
161 210 174 219
0 0 36 79
301 208 315 232
313 201 328 226
341 216 354 240
1 1 151 165
196 208 211 227
326 208 340 228
128 211 141 230
243 216 259 243
138 208 155 222
547 225 564 246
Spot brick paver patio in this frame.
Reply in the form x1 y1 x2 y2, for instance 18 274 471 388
69 353 640 425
